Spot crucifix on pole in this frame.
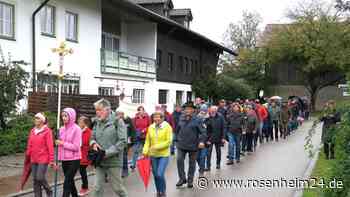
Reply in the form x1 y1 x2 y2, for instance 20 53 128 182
51 42 73 197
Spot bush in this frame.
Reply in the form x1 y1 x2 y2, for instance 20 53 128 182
320 102 350 197
0 112 57 156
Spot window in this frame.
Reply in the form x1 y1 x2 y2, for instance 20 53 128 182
176 91 183 105
0 2 14 39
41 5 55 36
65 11 78 42
189 59 193 74
99 87 114 96
168 53 174 71
186 91 192 102
178 56 183 73
156 50 162 67
102 32 119 51
158 89 168 104
132 89 145 104
184 57 189 74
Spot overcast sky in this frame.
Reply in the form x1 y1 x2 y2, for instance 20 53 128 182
173 0 335 44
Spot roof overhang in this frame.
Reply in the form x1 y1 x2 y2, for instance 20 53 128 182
108 0 237 56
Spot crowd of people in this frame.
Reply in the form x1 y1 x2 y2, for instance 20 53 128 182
23 95 312 197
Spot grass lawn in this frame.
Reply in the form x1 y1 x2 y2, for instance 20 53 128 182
303 151 336 197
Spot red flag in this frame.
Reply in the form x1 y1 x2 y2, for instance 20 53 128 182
19 155 31 191
137 157 151 190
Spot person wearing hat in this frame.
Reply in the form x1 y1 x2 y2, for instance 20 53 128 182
25 112 55 197
175 102 207 188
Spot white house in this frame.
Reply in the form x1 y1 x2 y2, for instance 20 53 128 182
0 0 235 113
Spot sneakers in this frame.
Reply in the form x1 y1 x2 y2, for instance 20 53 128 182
226 160 234 165
78 188 90 196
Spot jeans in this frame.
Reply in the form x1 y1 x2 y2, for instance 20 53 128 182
207 143 222 168
79 165 88 189
151 157 169 193
94 167 128 197
227 132 241 161
131 141 144 168
196 148 208 173
62 160 80 197
31 163 52 197
177 148 198 183
324 142 335 159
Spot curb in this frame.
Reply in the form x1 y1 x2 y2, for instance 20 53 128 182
7 172 95 197
293 144 321 197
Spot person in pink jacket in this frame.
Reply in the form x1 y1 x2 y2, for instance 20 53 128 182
55 108 82 197
26 112 55 197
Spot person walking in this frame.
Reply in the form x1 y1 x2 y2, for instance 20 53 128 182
25 113 55 197
196 104 209 176
142 111 173 197
245 105 258 153
56 108 82 197
268 101 281 142
77 116 92 196
226 104 244 164
171 105 182 155
175 102 207 188
115 109 136 178
131 106 151 170
280 103 291 139
90 99 128 197
206 106 225 169
320 100 341 160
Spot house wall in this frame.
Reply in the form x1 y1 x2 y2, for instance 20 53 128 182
0 0 102 95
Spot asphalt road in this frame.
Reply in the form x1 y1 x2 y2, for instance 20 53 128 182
19 120 321 197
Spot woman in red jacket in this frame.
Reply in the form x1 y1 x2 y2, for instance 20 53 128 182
78 116 92 196
26 113 55 197
131 106 151 170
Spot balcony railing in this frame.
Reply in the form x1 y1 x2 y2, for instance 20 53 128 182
101 49 156 79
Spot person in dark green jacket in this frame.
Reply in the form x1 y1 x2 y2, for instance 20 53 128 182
90 99 128 197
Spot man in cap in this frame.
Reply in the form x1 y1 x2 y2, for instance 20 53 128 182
175 102 207 188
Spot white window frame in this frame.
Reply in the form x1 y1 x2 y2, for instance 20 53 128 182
99 87 114 96
41 5 55 36
102 32 120 51
65 11 78 42
132 89 145 104
0 1 14 39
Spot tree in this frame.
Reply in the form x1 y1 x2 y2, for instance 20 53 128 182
220 11 263 70
0 47 29 130
335 0 350 11
264 0 350 111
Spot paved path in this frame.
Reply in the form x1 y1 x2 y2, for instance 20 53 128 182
18 120 321 197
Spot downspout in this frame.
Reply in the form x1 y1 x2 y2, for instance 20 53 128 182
32 0 51 92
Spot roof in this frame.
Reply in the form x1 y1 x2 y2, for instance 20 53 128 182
132 0 166 4
113 0 237 56
131 0 174 9
169 9 193 21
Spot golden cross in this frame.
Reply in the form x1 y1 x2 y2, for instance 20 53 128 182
52 42 73 80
